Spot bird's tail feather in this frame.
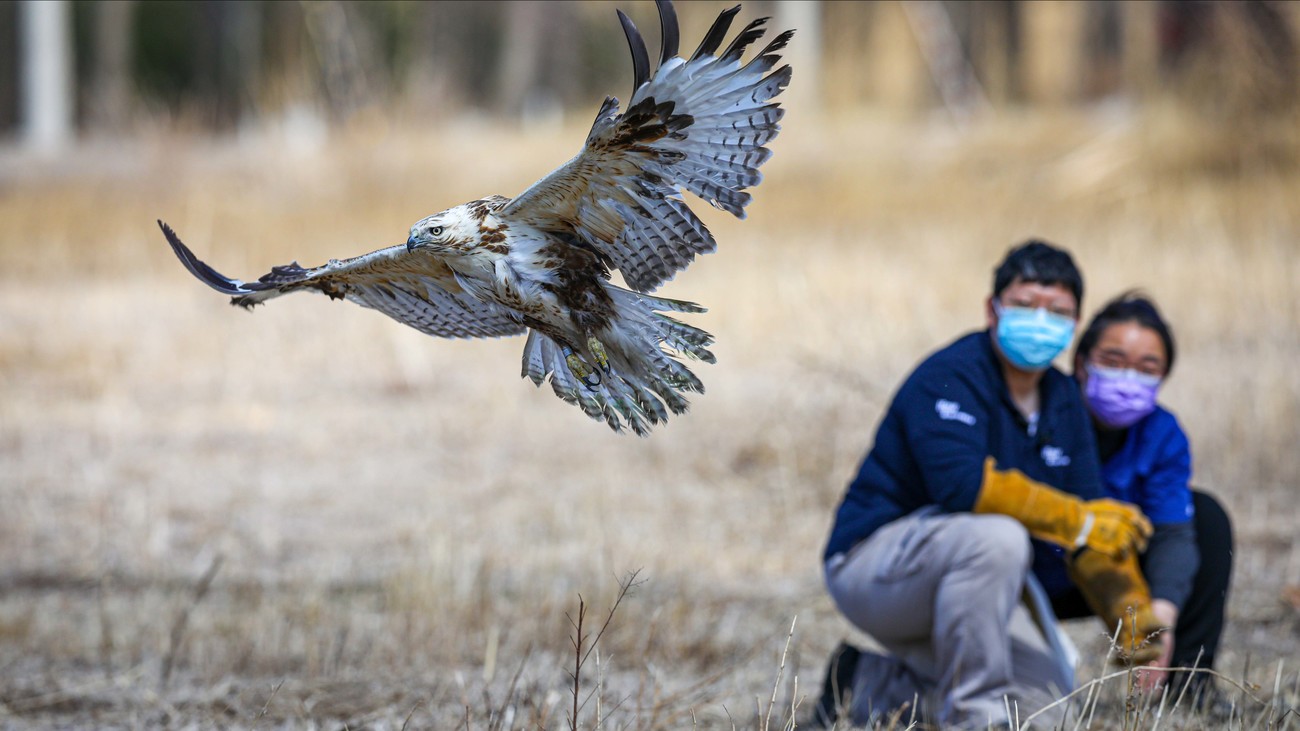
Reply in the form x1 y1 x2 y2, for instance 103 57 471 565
522 331 611 424
518 288 714 435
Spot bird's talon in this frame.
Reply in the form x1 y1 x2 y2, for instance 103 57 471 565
564 350 601 388
587 336 612 375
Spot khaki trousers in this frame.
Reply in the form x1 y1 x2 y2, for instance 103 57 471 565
825 510 1072 729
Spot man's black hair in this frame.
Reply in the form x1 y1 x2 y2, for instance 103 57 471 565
1074 291 1177 375
992 239 1084 308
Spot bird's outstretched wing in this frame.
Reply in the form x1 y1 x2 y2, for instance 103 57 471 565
501 1 793 293
159 221 526 340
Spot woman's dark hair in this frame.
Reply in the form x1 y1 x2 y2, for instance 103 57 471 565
993 239 1084 308
1074 291 1177 375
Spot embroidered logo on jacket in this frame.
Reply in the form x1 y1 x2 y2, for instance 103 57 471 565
935 399 976 426
1041 445 1071 467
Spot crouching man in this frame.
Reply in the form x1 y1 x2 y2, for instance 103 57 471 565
813 241 1159 729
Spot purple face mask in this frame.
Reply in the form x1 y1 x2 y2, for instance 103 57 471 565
1084 364 1162 428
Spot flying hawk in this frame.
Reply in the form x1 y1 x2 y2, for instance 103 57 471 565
160 0 793 435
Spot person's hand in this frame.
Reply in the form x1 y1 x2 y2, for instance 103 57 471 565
1066 548 1167 664
973 459 1153 558
1135 600 1179 692
1078 498 1153 559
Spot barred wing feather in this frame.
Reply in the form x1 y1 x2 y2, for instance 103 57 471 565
501 3 793 293
348 279 525 340
159 221 525 340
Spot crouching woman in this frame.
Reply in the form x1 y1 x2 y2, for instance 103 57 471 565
1045 293 1233 698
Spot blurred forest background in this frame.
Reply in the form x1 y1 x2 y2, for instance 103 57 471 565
2 1 1299 729
3 0 1298 149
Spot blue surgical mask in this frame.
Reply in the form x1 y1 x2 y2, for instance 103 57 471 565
993 303 1076 371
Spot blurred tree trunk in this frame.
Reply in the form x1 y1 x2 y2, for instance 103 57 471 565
19 0 74 152
262 2 308 107
904 0 990 124
1289 1 1300 57
0 2 17 130
866 1 930 111
1021 0 1085 105
819 2 865 110
406 2 455 113
493 1 545 118
89 0 134 134
973 0 1016 105
223 0 262 128
303 0 378 121
538 2 578 111
1121 1 1159 99
774 1 822 115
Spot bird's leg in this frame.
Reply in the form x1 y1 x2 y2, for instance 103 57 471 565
562 345 601 388
586 334 612 376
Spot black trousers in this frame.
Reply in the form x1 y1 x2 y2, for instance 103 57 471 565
1050 489 1234 671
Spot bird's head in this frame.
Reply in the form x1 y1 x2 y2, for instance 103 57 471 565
407 199 508 254
406 213 453 253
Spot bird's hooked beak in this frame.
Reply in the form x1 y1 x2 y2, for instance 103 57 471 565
406 235 420 253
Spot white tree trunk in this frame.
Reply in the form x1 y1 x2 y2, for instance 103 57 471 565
774 0 821 115
90 0 134 133
19 0 74 153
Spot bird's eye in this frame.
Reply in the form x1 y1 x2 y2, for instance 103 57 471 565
429 226 443 237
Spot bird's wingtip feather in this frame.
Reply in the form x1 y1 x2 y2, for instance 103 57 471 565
157 219 252 297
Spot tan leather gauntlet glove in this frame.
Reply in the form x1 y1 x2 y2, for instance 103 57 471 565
973 458 1153 559
1068 548 1167 664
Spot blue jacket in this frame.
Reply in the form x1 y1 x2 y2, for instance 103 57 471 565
1099 406 1194 525
824 331 1105 560
1035 405 1198 602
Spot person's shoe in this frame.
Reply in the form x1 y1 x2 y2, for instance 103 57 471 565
806 642 861 728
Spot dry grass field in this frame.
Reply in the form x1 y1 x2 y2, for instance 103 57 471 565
0 106 1298 729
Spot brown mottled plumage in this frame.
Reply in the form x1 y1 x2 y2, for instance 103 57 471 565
159 0 793 435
